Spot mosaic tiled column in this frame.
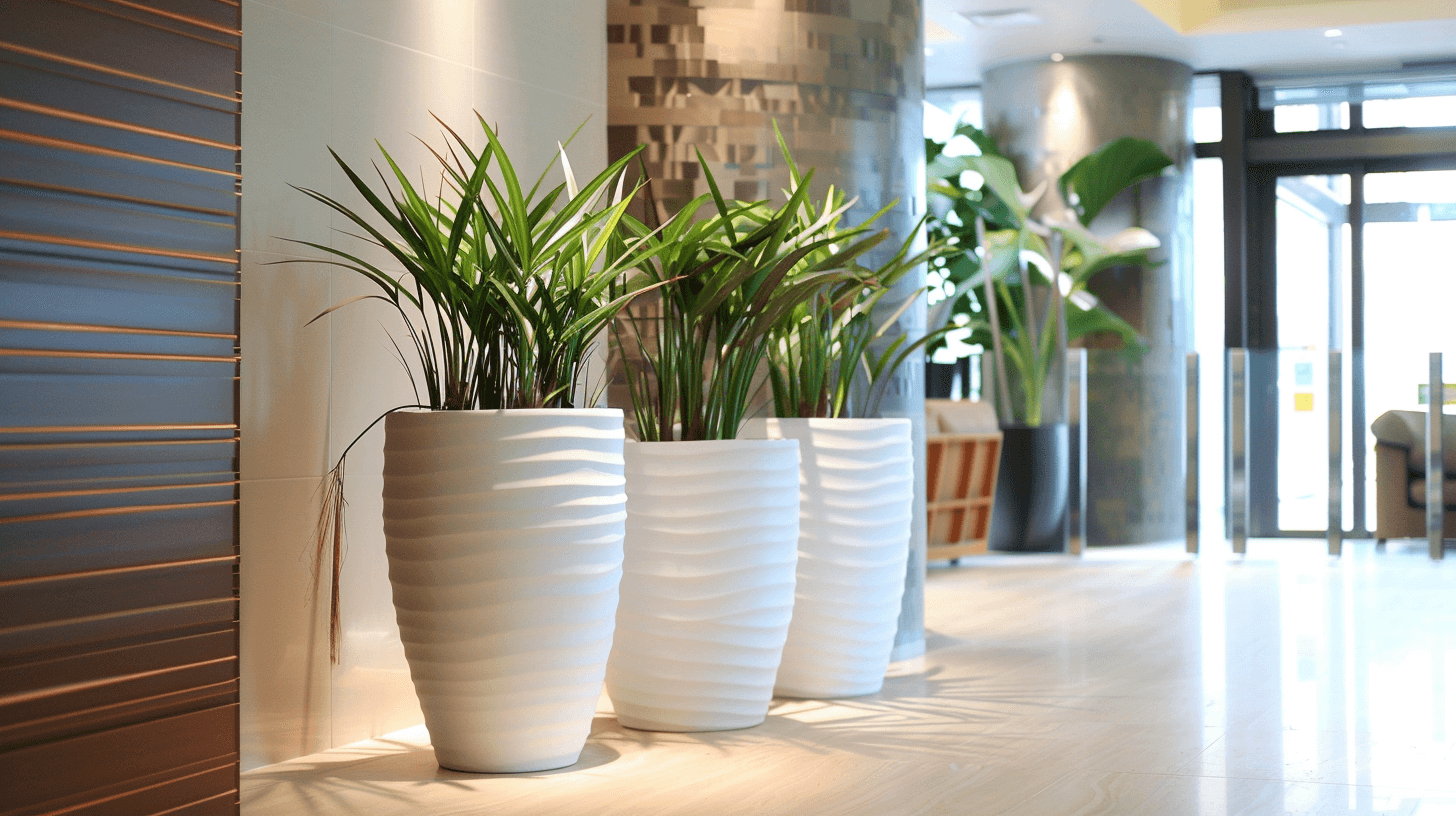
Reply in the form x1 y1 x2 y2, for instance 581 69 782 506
606 0 928 660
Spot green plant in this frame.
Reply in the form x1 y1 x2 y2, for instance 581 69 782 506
925 123 1171 425
764 131 951 419
288 115 647 657
611 149 884 442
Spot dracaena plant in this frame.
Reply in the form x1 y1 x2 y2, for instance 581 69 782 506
287 114 645 658
764 129 952 419
610 149 884 442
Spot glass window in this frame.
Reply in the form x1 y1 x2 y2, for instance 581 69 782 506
1192 74 1222 144
1362 95 1456 128
925 87 983 135
1274 102 1349 133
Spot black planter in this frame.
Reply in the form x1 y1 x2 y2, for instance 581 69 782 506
925 358 970 399
989 423 1069 552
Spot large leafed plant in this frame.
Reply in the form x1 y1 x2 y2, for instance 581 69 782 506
926 123 1172 425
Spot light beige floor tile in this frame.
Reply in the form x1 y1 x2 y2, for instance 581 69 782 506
242 541 1456 814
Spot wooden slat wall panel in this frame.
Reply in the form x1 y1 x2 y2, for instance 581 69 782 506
0 1 241 814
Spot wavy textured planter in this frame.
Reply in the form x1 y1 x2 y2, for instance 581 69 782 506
741 418 912 698
381 409 625 773
605 439 800 732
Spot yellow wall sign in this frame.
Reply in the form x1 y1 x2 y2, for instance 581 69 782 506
1294 392 1315 412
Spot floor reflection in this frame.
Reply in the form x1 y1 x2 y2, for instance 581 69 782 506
244 538 1456 816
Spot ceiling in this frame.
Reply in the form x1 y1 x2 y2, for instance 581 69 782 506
924 0 1456 87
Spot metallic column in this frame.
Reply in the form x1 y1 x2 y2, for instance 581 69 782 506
1069 348 1088 556
1187 352 1199 555
1429 353 1445 560
1328 350 1343 556
982 55 1193 548
606 0 929 657
1229 349 1249 555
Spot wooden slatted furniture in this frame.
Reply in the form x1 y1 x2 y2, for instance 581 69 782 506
925 399 1002 562
927 433 1003 560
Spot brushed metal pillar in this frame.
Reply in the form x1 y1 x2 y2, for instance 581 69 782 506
1328 351 1343 556
1229 349 1248 555
1186 352 1199 555
982 55 1192 548
606 0 929 658
1429 353 1445 560
1069 348 1088 556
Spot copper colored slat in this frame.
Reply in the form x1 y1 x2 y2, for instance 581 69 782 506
0 499 238 526
0 436 237 452
0 40 236 103
34 761 236 816
0 348 238 363
0 704 238 814
0 96 236 151
0 319 236 341
0 654 235 710
0 177 237 218
0 229 237 265
0 128 239 178
0 555 237 589
101 0 242 36
0 423 237 434
53 0 239 51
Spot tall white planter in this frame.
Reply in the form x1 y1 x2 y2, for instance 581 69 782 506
605 439 800 731
381 409 625 773
741 417 912 698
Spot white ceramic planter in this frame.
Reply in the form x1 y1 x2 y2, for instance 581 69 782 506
605 439 800 731
381 408 625 773
741 417 912 698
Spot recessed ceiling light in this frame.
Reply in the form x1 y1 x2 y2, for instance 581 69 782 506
959 8 1043 28
1050 52 1064 62
925 47 935 57
1324 28 1343 37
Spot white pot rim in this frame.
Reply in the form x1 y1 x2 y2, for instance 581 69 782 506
626 438 798 451
753 417 910 429
390 407 623 418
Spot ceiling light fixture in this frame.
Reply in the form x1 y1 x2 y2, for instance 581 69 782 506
1324 28 1343 37
959 8 1043 28
1050 52 1064 62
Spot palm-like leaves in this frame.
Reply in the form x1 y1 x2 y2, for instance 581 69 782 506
289 115 646 660
611 149 884 442
293 114 644 411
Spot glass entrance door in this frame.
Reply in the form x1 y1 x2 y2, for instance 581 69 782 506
1263 168 1456 537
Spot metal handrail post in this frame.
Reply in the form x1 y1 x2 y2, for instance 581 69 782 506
1428 353 1445 560
1186 352 1199 555
1068 349 1087 556
1229 349 1248 555
1328 350 1343 556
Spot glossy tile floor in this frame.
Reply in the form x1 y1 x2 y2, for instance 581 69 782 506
242 539 1456 815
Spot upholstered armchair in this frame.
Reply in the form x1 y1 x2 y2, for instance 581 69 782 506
1370 410 1456 542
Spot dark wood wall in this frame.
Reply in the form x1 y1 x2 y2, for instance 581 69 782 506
0 1 242 813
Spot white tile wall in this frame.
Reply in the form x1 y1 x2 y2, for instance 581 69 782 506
239 0 608 771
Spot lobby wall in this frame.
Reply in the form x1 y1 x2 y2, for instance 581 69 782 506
238 0 608 770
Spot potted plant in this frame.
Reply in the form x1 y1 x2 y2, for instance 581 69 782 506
739 133 947 698
603 150 883 731
926 124 1170 551
296 115 648 773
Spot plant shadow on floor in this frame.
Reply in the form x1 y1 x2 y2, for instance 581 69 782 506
243 732 623 808
587 660 1092 765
